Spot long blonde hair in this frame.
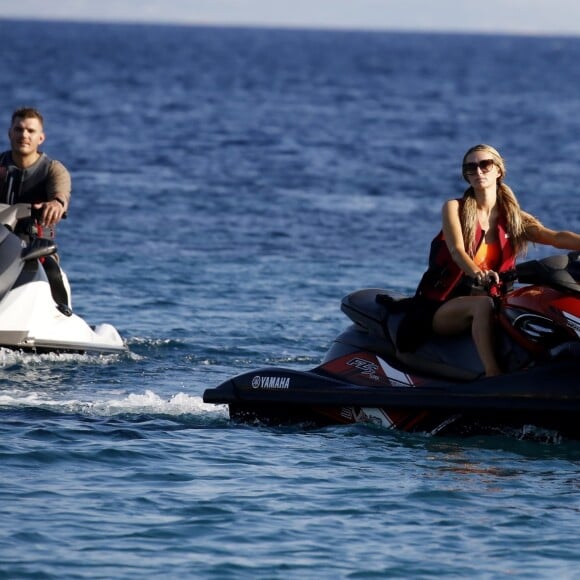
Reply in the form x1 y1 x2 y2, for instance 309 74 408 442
460 144 540 257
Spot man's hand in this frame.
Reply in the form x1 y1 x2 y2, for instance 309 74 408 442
33 200 66 227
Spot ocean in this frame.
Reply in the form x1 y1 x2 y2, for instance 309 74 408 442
0 19 579 579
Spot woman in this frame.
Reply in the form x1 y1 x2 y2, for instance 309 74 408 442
405 144 580 377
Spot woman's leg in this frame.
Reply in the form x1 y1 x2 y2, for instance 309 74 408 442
432 296 501 377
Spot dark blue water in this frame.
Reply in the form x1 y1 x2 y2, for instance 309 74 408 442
0 19 579 579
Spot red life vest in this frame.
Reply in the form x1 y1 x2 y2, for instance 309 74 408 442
415 201 516 302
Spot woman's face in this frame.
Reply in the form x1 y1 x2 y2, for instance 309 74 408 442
463 151 501 189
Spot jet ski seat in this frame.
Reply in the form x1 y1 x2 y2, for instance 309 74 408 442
342 289 483 381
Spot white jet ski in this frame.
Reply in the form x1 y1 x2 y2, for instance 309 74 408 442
0 203 126 354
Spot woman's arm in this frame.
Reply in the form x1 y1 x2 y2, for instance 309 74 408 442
526 223 580 251
441 199 482 277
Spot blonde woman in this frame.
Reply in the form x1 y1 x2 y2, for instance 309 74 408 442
406 144 580 376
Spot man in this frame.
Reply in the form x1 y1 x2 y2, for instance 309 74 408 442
0 107 70 231
0 107 72 310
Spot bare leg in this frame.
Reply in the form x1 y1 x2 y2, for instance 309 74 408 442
432 296 501 377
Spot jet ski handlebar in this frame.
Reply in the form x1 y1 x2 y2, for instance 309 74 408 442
467 252 580 296
0 203 59 260
465 269 517 296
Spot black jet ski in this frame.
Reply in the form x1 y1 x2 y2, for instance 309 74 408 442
203 252 580 438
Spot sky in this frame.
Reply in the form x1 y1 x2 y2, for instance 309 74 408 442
1 0 580 37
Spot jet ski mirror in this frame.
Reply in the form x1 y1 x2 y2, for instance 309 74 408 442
22 237 57 262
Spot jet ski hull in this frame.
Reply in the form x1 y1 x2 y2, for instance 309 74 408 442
0 328 126 355
203 360 580 438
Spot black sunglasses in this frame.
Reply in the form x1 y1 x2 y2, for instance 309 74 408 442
462 159 496 175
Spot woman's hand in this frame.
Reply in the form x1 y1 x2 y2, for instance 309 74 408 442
474 270 500 287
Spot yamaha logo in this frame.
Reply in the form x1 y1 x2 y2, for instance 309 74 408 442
251 375 291 390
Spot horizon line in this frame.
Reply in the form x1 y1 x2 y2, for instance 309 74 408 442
1 15 579 40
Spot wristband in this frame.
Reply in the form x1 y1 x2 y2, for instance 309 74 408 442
54 198 65 208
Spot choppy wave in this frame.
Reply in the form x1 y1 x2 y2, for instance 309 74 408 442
0 388 227 419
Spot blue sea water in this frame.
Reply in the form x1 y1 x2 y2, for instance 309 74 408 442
0 19 579 579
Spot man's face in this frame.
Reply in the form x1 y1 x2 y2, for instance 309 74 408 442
8 116 45 157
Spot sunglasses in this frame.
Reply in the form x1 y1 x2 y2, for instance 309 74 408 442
462 159 496 175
